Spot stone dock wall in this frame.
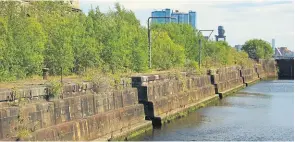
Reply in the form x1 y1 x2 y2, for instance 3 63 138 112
0 82 147 141
132 73 215 125
259 59 277 78
211 66 244 95
0 59 277 141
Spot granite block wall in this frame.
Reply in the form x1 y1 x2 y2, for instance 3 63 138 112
0 81 145 141
259 59 277 78
240 68 259 83
132 74 215 120
211 66 244 93
0 59 278 140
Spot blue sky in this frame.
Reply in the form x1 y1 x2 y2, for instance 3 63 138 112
80 0 294 50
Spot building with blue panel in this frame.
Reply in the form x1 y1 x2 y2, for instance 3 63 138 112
171 11 189 24
151 8 171 24
188 11 196 28
151 9 196 29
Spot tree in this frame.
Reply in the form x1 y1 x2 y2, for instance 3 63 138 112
152 23 200 61
100 3 148 73
11 16 46 77
0 2 46 81
44 20 74 75
242 39 274 59
151 31 185 70
0 1 260 82
0 17 10 81
31 1 75 75
71 12 101 73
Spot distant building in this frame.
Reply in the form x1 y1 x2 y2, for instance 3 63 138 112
272 39 275 52
275 47 294 57
234 45 243 51
19 0 80 11
171 10 189 24
151 8 171 24
151 9 197 29
66 0 80 10
188 11 196 29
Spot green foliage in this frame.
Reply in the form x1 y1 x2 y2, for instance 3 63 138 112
151 31 185 70
99 4 148 73
81 68 113 92
184 60 207 75
242 39 274 59
151 23 200 61
17 128 31 140
0 2 46 81
0 1 259 82
14 97 32 140
16 110 32 140
48 80 62 99
81 68 131 92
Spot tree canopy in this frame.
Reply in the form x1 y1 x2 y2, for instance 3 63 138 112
242 39 274 60
0 1 259 82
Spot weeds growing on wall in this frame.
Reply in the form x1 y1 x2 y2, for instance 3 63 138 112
16 110 31 140
15 103 41 140
7 88 32 140
9 87 26 106
48 79 62 99
80 68 132 92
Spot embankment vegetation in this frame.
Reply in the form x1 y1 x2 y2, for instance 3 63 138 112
0 1 271 82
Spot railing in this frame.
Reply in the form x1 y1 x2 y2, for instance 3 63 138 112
274 56 294 60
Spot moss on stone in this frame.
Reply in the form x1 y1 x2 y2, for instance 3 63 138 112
261 76 278 81
246 79 260 87
112 122 153 141
128 124 153 140
221 85 246 98
161 96 220 125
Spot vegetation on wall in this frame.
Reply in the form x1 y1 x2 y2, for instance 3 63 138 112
0 1 264 82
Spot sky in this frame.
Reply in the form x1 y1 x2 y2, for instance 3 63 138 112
80 0 294 51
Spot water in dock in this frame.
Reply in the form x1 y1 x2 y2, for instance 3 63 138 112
132 80 294 141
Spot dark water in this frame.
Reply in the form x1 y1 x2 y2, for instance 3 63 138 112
132 80 294 141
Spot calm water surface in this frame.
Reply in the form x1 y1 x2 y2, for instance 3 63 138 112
132 80 294 141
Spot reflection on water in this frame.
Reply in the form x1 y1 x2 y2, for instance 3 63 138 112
132 80 294 141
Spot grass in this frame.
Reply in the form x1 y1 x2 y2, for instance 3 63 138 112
16 127 31 140
1 64 274 90
0 75 79 89
0 68 187 90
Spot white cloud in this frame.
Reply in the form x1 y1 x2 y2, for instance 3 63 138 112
80 0 294 50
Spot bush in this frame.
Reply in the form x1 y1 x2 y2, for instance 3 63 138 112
48 79 62 99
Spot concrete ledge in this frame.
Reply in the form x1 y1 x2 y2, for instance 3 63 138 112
261 76 278 81
95 121 152 141
219 84 246 98
245 78 260 86
159 95 219 124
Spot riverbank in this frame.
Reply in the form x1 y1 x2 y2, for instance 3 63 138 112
0 60 277 141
